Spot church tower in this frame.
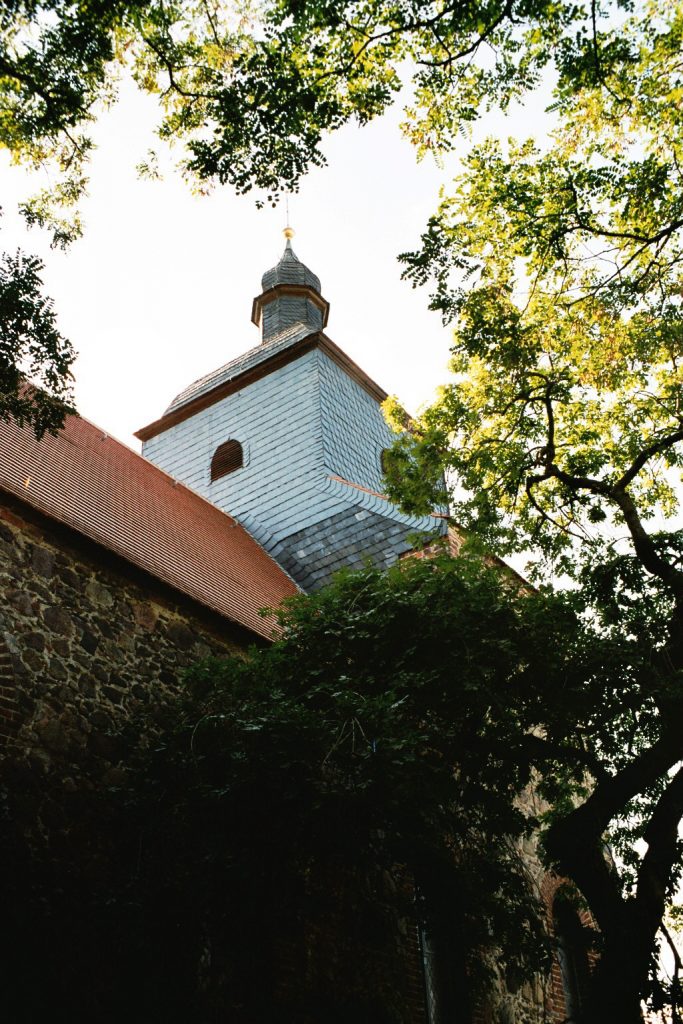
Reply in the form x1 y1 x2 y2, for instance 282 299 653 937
136 233 444 591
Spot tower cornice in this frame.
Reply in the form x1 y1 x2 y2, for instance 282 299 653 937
251 283 330 331
135 333 388 443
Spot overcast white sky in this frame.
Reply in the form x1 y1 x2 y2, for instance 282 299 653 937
0 73 546 449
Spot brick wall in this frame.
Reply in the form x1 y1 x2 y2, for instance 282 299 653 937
540 871 598 1023
0 632 18 743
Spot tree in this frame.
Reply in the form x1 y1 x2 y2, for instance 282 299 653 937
0 0 152 430
0 0 655 432
0 1 632 219
0 0 281 428
373 8 683 1022
0 554 644 1021
5 1 683 1017
0 243 74 435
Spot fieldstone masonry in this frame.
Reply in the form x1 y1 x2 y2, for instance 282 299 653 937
0 495 245 768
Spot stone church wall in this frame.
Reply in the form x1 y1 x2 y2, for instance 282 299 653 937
0 490 432 1023
0 492 247 769
0 489 577 1024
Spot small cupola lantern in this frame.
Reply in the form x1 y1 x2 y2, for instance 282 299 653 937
251 228 330 344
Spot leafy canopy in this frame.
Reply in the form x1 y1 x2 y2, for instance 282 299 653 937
386 2 683 578
370 3 683 1019
1 1 664 236
0 0 665 434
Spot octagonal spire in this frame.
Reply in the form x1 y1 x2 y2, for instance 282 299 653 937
252 230 329 344
261 231 322 294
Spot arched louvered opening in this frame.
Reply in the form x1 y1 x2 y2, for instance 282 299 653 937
210 440 243 482
553 897 591 1023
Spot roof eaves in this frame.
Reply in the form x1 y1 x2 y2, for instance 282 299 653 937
135 331 391 442
0 415 299 640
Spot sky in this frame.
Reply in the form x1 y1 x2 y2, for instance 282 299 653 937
0 75 470 449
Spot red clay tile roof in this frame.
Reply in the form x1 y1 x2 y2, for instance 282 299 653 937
0 411 298 639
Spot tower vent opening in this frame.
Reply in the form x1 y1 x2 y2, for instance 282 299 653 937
211 440 243 481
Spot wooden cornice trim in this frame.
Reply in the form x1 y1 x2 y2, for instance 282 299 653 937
135 333 390 442
251 283 330 328
135 335 320 441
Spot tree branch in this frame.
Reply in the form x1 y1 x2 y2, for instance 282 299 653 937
545 730 683 932
610 489 683 595
614 429 683 493
624 766 683 988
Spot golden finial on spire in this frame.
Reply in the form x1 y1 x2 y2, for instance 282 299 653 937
284 196 294 241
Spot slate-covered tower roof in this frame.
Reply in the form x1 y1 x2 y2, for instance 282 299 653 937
251 228 330 344
262 230 321 292
137 233 446 592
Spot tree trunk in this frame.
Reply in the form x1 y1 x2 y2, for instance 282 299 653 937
545 732 683 1024
581 933 646 1024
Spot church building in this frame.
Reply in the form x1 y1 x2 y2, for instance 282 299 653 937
136 229 445 591
0 232 448 763
0 234 581 1024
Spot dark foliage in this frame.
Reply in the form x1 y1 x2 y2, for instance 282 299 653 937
0 553 635 1022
